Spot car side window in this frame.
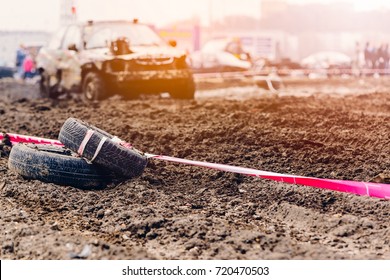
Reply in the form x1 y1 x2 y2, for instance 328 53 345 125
47 27 67 50
85 28 111 49
62 25 82 50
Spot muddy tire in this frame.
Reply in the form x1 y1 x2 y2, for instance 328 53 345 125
39 72 60 98
170 78 195 99
8 144 113 188
58 118 147 179
39 70 64 99
39 72 50 98
82 72 107 101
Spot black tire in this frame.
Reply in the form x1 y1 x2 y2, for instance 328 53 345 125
8 144 113 188
39 70 63 99
170 78 195 99
58 118 147 179
39 72 50 98
82 72 107 101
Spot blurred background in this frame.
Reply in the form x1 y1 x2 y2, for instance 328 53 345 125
1 0 390 76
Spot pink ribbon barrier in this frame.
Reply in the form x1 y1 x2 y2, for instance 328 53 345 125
0 133 64 147
145 154 390 200
1 133 389 200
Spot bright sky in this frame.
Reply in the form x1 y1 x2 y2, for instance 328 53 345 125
0 0 390 31
289 0 390 11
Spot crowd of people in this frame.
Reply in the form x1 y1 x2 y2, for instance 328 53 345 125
15 44 37 80
363 42 390 70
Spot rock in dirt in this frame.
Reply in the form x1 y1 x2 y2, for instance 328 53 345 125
69 244 92 259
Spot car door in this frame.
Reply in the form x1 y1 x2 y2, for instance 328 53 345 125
36 26 67 77
59 25 83 90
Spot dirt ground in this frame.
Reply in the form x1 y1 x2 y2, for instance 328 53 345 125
0 76 389 260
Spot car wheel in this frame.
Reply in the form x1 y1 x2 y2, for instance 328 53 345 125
39 72 50 98
170 78 195 100
58 117 148 179
39 71 64 99
8 143 113 188
82 72 107 101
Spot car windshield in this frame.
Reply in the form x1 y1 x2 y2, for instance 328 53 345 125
84 23 165 49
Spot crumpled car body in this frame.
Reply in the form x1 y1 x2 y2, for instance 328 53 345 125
36 20 195 99
0 66 15 79
189 38 252 73
301 51 352 69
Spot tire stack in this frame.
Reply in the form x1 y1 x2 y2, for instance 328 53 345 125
7 118 148 188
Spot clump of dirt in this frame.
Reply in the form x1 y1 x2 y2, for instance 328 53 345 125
0 77 390 259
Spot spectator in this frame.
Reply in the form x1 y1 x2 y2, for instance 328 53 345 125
15 44 26 79
353 42 361 69
377 44 387 71
22 54 35 79
383 44 389 72
371 45 379 70
365 42 379 70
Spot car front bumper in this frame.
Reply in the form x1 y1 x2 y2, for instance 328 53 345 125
111 69 193 83
107 69 194 94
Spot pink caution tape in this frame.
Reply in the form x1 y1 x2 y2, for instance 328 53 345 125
0 133 64 147
145 154 390 200
1 132 389 200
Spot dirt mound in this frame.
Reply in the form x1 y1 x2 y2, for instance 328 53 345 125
1 78 390 259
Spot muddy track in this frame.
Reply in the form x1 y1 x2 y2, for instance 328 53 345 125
1 78 390 259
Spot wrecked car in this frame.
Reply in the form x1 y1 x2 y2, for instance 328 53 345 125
0 61 15 79
189 38 252 73
36 20 195 100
